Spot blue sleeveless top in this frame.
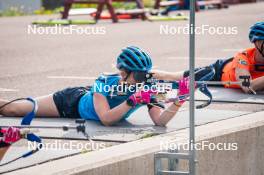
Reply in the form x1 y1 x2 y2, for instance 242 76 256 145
78 74 142 121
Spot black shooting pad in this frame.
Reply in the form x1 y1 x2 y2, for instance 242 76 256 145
0 108 250 173
0 107 250 142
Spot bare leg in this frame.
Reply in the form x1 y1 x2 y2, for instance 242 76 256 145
0 94 60 117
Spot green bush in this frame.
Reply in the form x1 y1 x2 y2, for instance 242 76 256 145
72 4 97 8
143 0 154 7
112 0 154 10
34 7 63 15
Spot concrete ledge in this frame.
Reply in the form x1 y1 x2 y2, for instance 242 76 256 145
9 111 264 175
197 126 264 175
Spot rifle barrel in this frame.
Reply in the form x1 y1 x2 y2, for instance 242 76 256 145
196 81 242 86
0 125 76 130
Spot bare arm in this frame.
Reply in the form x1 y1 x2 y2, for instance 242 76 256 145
93 93 132 126
148 103 181 127
151 69 184 81
250 76 264 92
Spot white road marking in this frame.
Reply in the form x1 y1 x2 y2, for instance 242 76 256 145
222 48 243 52
166 57 216 60
0 88 19 92
47 76 96 80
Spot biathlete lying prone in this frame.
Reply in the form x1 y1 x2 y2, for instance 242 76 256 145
152 22 264 94
0 46 190 127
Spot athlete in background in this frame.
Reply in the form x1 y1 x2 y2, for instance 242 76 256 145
152 22 264 94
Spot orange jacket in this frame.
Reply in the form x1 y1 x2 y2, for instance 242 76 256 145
221 48 264 88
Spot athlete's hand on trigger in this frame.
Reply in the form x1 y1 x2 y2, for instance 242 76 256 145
129 89 157 106
177 77 197 104
2 127 21 144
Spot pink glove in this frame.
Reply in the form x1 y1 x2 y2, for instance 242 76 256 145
177 77 196 104
129 90 156 106
2 127 21 144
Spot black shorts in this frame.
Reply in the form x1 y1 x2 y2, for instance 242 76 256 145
53 87 89 118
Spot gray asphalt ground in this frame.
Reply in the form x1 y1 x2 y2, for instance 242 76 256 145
0 2 264 110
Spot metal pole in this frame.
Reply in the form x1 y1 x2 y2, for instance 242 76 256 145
189 0 196 174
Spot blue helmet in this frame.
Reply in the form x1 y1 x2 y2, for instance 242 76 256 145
249 22 264 43
117 46 152 72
